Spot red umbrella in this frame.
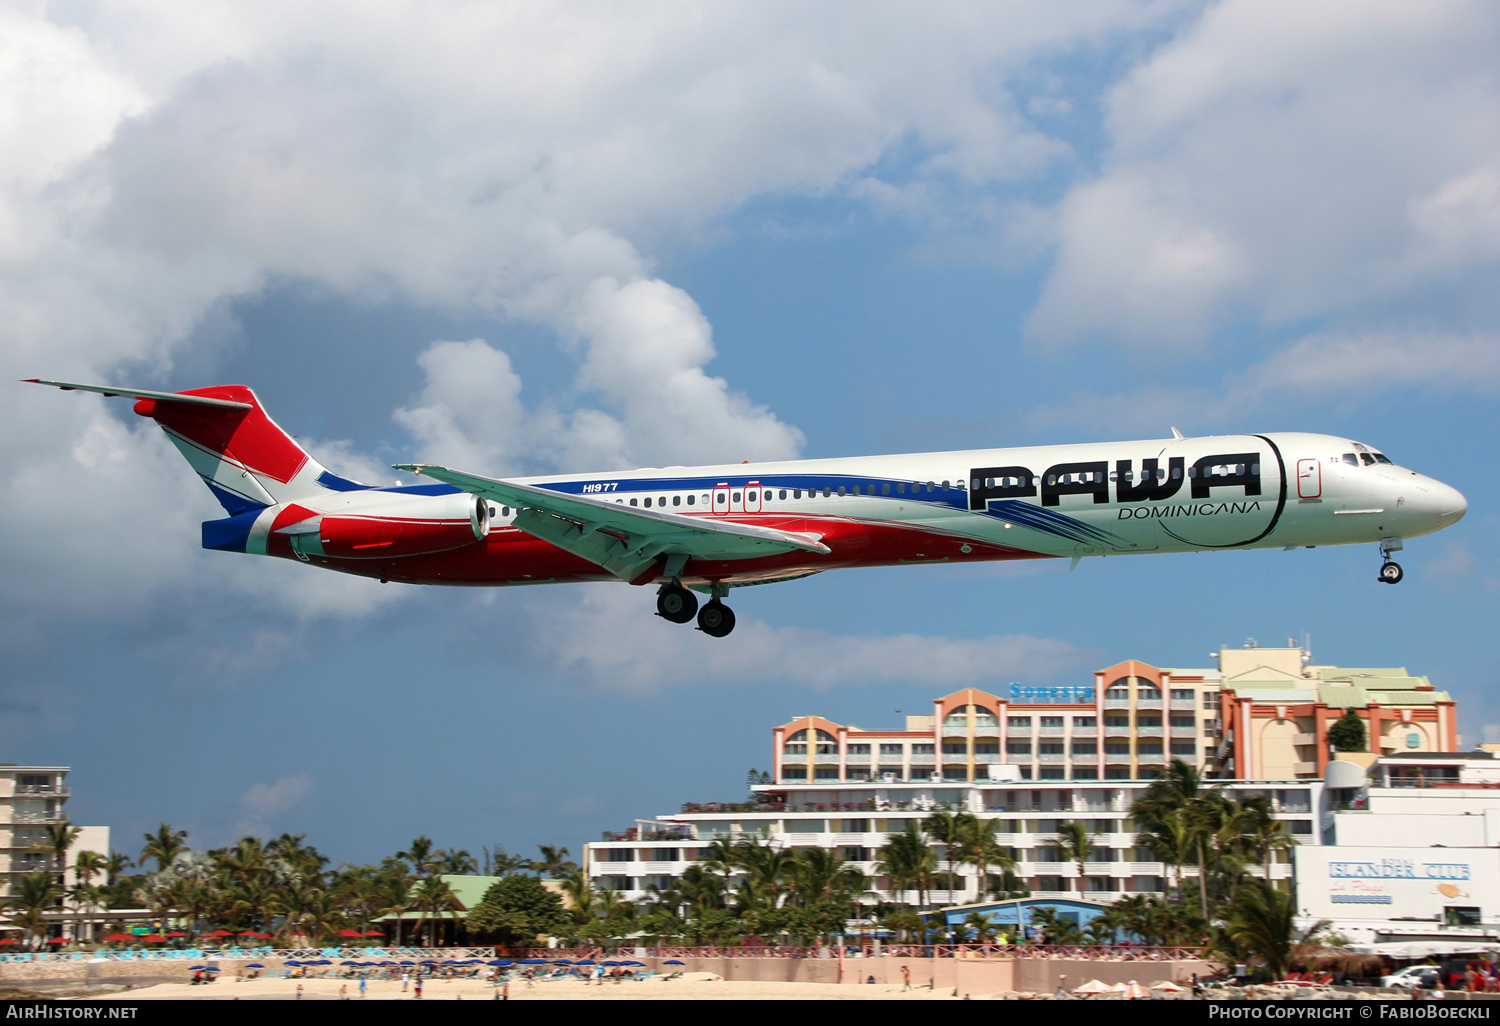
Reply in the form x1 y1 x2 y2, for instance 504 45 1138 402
338 929 364 939
0 939 18 946
45 937 67 945
167 932 188 938
100 933 134 943
140 934 167 943
205 930 236 938
363 931 383 938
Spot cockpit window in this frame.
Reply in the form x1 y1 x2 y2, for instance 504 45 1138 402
1360 453 1376 466
1342 453 1359 466
1373 452 1392 464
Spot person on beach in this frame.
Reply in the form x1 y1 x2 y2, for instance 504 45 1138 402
901 965 911 991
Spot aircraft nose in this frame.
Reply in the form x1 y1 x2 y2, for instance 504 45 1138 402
1437 482 1468 524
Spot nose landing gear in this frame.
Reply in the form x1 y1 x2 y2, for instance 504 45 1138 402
1378 537 1404 585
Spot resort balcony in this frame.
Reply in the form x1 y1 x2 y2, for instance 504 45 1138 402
1135 724 1165 737
1103 753 1132 764
940 725 970 737
1071 726 1097 738
973 753 1000 765
1127 861 1166 874
1103 726 1132 737
1103 700 1130 710
1005 727 1033 737
909 754 935 765
1137 752 1167 766
638 861 682 874
813 753 840 765
1070 753 1099 765
1036 754 1067 765
1136 699 1163 710
1038 725 1066 736
13 785 68 797
1170 726 1198 738
1028 862 1071 874
845 753 871 764
1293 733 1318 746
1170 699 1198 711
10 811 67 825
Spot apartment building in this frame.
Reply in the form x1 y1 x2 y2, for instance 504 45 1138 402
0 765 109 897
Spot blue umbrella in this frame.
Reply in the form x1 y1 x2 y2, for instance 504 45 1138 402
576 959 597 965
664 960 685 965
518 959 548 964
246 964 265 969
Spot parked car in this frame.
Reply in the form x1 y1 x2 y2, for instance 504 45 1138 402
1382 966 1440 990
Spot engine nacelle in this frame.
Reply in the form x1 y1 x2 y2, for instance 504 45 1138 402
277 494 489 560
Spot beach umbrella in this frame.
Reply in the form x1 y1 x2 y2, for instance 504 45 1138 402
664 960 685 966
1151 981 1184 992
519 959 548 964
202 967 221 973
246 965 264 969
1123 981 1149 1000
1073 979 1112 995
338 930 364 939
576 960 597 965
45 937 67 945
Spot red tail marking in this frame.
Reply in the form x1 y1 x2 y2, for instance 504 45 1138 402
134 385 309 484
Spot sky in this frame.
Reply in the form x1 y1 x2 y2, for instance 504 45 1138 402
3 0 1500 868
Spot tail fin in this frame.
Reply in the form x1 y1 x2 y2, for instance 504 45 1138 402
27 379 361 514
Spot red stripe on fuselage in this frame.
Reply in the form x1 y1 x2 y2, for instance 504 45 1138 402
266 513 1051 585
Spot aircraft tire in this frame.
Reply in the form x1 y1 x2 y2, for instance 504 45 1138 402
1379 561 1404 585
697 600 736 638
656 585 698 623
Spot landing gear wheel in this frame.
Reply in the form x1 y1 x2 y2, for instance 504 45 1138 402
696 600 736 638
656 584 698 623
1379 561 1404 585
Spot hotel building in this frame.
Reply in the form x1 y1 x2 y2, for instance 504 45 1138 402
581 642 1459 906
0 764 109 897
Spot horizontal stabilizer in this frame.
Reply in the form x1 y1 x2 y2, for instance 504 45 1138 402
24 379 252 410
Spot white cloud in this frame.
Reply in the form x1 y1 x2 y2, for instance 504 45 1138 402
1029 0 1500 347
528 584 1087 695
1 1 1177 627
233 773 312 839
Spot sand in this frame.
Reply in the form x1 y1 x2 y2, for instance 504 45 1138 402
85 971 964 1001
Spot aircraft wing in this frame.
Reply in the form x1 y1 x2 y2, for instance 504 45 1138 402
393 463 831 584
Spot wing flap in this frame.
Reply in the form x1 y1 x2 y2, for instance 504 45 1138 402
393 463 830 581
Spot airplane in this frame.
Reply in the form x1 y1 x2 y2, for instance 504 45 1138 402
28 379 1468 637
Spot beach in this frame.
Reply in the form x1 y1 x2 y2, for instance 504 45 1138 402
83 971 981 1001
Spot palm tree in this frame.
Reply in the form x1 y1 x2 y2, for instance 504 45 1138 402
398 836 438 878
140 823 188 873
1054 821 1096 899
1239 794 1298 884
409 875 462 946
876 823 936 907
923 811 977 902
951 821 1017 900
434 849 478 875
1223 879 1328 980
12 872 59 949
32 823 83 884
531 844 575 879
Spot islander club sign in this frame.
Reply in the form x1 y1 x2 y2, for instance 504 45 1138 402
1008 683 1095 703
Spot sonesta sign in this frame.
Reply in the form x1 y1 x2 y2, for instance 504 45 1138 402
1008 684 1095 703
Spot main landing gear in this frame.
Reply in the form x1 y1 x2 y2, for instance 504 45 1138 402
656 581 736 637
1378 537 1404 585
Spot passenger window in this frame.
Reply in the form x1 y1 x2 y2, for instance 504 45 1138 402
733 492 741 502
882 483 890 495
747 491 757 501
838 486 846 496
659 496 666 505
1343 453 1359 466
673 496 681 506
823 487 831 497
942 480 950 490
793 489 802 499
502 506 510 516
686 495 694 505
716 493 726 505
643 498 651 507
897 483 905 494
630 498 638 506
779 489 787 500
1171 467 1181 479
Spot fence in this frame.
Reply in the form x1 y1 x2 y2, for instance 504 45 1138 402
0 946 498 964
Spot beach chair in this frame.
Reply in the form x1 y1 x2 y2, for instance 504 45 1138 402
630 970 655 982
